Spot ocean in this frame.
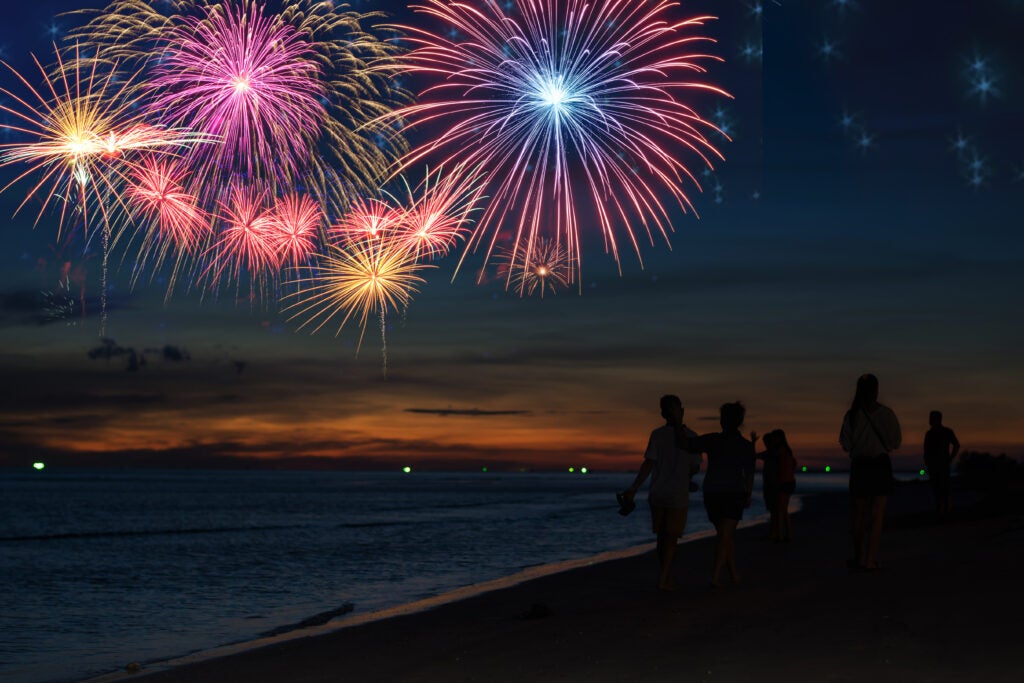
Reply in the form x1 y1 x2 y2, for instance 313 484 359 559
0 468 849 683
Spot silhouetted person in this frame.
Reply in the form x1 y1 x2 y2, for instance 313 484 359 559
773 429 797 542
924 411 960 517
621 395 701 591
753 431 780 539
840 374 901 571
686 402 755 588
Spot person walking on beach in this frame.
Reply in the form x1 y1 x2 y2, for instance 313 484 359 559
840 374 901 571
686 402 755 588
755 431 780 540
620 395 701 591
773 429 797 542
924 411 960 518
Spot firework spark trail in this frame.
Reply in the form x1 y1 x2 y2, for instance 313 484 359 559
385 0 731 284
389 165 485 261
283 233 429 353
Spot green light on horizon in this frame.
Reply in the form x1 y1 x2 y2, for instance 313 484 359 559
402 466 412 474
825 466 831 473
568 467 575 473
920 469 927 476
482 467 488 473
33 462 45 471
801 466 808 473
581 467 589 474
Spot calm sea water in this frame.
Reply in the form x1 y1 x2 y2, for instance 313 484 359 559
0 468 849 683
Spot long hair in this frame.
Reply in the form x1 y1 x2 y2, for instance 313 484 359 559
846 374 879 428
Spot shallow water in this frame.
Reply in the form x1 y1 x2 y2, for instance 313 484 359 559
0 468 851 682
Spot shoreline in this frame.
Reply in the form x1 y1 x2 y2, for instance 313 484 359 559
100 481 1024 682
84 507 780 682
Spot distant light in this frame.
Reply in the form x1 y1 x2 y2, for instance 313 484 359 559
801 466 808 473
33 462 46 471
482 467 488 473
919 469 926 476
824 466 831 473
568 467 575 473
580 467 589 474
402 466 412 474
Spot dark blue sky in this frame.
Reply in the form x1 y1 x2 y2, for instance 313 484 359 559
0 0 1021 471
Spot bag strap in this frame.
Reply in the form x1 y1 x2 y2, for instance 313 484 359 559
861 408 889 452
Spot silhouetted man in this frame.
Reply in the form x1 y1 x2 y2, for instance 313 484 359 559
924 411 960 517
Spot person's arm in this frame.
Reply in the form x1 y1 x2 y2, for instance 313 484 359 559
950 429 961 461
839 415 852 453
624 459 654 501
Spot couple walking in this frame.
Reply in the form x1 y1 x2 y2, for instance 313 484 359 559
620 395 755 591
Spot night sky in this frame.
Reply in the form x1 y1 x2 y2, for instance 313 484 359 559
0 0 1021 472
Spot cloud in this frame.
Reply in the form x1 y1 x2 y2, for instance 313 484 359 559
404 407 532 417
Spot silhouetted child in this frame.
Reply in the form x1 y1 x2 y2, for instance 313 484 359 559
754 431 780 540
924 411 960 518
773 429 797 542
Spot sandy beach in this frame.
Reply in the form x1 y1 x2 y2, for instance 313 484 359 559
104 481 1023 683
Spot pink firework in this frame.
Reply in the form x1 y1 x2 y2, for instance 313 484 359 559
392 167 483 260
331 197 402 243
207 184 279 281
269 193 320 267
388 0 731 279
126 157 208 249
148 0 326 187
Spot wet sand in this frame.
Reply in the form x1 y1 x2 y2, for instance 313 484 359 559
102 482 1023 682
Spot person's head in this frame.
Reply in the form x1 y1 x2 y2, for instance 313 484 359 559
849 373 879 415
772 429 790 450
660 394 683 423
762 431 778 449
929 410 943 427
719 401 745 432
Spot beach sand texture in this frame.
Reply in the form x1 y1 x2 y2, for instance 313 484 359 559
107 483 1022 682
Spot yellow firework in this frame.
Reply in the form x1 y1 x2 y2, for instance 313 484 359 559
284 234 429 349
0 43 211 234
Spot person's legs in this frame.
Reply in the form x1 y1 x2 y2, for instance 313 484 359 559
779 493 792 541
850 496 868 566
656 533 677 590
720 518 740 583
864 495 887 568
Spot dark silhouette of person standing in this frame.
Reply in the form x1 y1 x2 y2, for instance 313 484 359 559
924 411 960 517
840 374 901 571
621 395 701 591
754 431 780 539
773 429 797 542
687 402 755 588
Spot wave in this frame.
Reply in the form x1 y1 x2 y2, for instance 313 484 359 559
0 524 302 542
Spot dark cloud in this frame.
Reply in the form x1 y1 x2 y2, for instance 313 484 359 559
405 407 532 417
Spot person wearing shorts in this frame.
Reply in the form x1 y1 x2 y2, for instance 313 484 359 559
622 395 701 592
686 401 756 589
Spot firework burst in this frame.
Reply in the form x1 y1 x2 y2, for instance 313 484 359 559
386 0 730 280
390 166 484 260
71 0 409 206
501 237 571 298
269 193 320 267
205 183 279 284
284 234 428 349
331 196 402 242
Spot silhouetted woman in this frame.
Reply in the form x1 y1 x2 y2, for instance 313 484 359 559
840 374 901 571
688 402 756 588
754 431 780 540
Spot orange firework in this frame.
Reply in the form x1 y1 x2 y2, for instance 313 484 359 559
500 237 572 298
